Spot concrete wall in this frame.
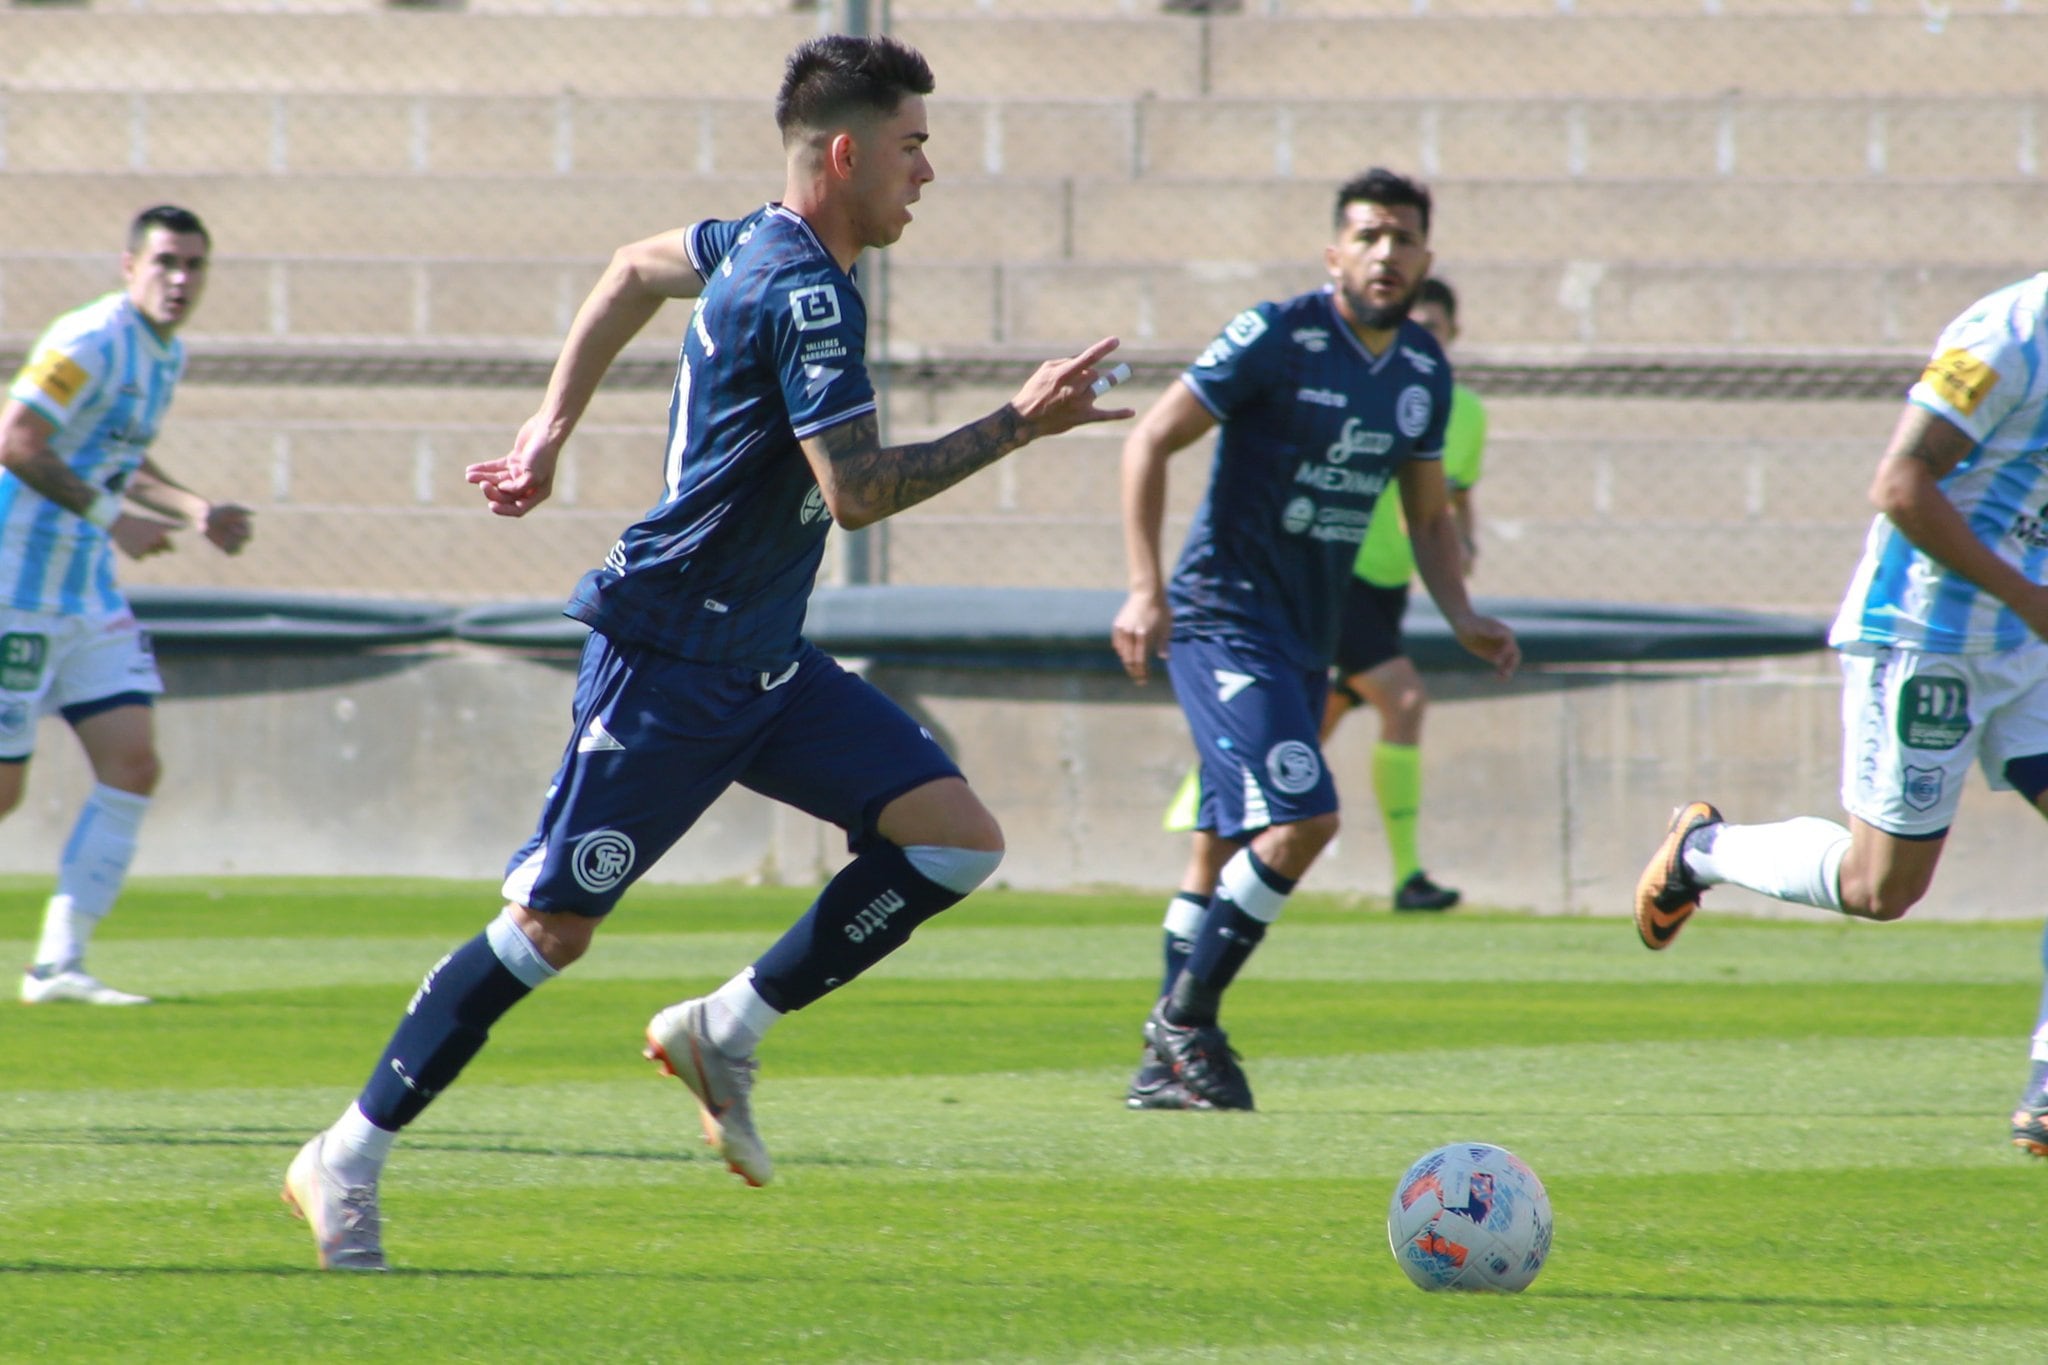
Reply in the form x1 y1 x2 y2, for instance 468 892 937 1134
0 643 2041 923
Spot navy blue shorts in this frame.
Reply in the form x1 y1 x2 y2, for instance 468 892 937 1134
1166 635 1338 841
503 632 963 915
1333 579 1410 678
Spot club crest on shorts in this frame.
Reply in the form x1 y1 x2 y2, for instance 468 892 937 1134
1265 740 1321 795
1902 765 1944 812
570 828 636 895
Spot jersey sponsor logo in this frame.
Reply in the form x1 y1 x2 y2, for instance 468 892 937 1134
1921 347 1997 415
801 338 848 363
789 284 844 332
800 483 830 525
1193 337 1233 369
1223 308 1268 348
1213 668 1255 702
2012 501 2048 551
1902 764 1943 812
570 828 637 895
1396 384 1433 438
1291 327 1330 353
0 700 28 738
1296 460 1390 496
19 349 88 408
1897 674 1969 750
1400 345 1440 375
1297 387 1347 409
1264 740 1321 795
603 540 628 575
1326 416 1393 464
576 715 625 754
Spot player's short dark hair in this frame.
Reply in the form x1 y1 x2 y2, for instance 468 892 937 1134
775 34 935 146
1332 168 1431 237
1416 277 1457 319
128 204 210 252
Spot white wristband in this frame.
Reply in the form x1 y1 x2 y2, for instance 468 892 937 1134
82 491 120 530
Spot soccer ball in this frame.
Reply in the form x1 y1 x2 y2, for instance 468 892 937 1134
1386 1141 1554 1292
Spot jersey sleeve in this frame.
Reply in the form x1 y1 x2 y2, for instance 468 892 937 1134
1407 364 1453 462
1180 303 1286 421
686 209 767 282
7 311 109 431
1909 305 2032 443
765 264 876 440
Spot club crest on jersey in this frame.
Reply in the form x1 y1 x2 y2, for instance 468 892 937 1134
570 828 636 895
0 701 28 737
1396 384 1433 438
1265 740 1321 795
1282 496 1317 535
789 284 843 332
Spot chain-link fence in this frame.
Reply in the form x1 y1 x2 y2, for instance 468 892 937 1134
4 0 2038 611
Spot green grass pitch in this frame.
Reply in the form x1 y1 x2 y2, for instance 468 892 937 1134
5 877 2048 1362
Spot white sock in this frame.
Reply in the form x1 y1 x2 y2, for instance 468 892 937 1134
324 1101 396 1187
705 969 783 1058
1684 817 1850 911
32 895 88 972
33 784 150 968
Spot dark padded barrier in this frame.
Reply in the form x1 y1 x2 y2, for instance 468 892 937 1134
127 586 460 650
451 587 1828 671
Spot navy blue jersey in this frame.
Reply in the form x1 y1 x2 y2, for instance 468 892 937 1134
1168 289 1453 671
566 205 875 670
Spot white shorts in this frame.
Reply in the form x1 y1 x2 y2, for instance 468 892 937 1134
0 603 164 761
1838 639 2048 837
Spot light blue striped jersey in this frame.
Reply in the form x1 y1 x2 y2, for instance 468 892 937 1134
3 292 185 614
1832 273 2048 655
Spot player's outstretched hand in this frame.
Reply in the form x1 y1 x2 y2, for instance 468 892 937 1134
202 501 253 555
466 414 561 518
1111 588 1171 685
1450 610 1520 680
1009 337 1138 439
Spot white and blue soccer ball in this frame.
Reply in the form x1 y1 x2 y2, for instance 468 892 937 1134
1387 1141 1554 1293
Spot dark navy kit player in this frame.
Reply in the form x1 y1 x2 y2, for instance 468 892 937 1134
282 34 1132 1270
1111 169 1520 1112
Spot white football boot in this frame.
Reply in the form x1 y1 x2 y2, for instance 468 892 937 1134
20 966 151 1006
644 998 774 1187
282 1132 389 1271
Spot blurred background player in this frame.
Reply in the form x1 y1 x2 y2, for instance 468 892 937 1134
1111 170 1518 1112
1631 271 2048 1156
283 34 1132 1271
2 205 253 1006
1159 277 1486 913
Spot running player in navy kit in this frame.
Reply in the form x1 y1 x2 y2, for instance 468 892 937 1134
283 34 1131 1271
1112 169 1519 1111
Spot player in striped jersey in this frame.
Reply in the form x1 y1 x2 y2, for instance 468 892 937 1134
283 34 1132 1270
1632 273 2048 1154
2 205 252 1007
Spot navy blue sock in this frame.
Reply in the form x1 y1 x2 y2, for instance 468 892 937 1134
749 841 967 1013
357 932 533 1130
1167 852 1296 1027
1160 891 1207 999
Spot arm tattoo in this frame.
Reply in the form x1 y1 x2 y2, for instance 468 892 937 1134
823 406 1031 521
6 446 99 515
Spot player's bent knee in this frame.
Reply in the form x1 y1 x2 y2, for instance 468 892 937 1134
903 843 1004 896
507 902 597 970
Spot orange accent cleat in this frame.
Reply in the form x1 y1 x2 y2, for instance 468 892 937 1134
1635 801 1722 951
